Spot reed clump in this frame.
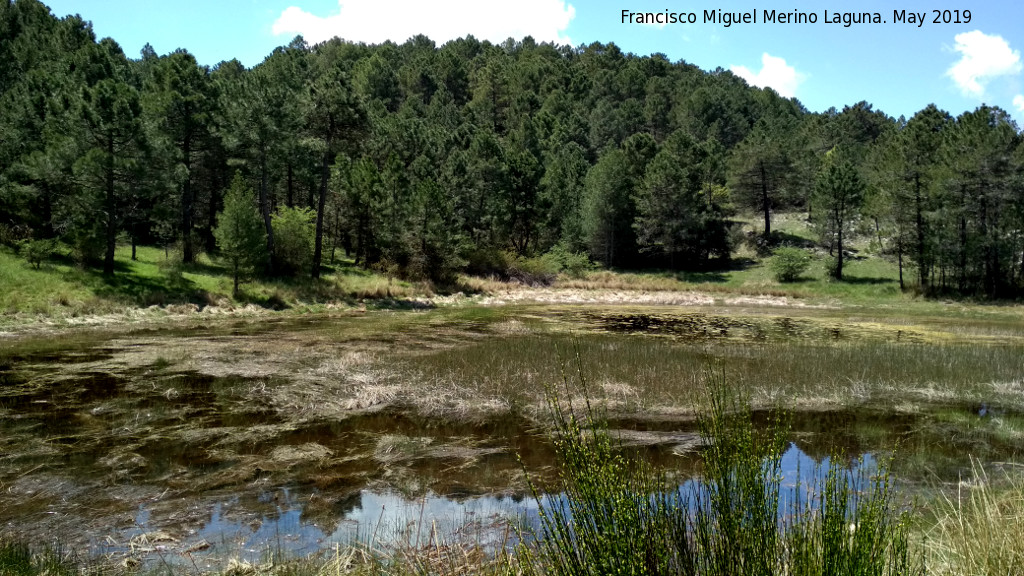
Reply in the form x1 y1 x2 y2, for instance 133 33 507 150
925 459 1024 576
519 359 920 575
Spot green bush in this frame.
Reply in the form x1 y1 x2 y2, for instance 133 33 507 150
506 253 560 285
271 206 315 277
66 228 104 267
825 255 841 279
546 244 595 279
0 223 31 248
465 246 511 278
771 247 812 282
465 245 593 285
19 239 54 269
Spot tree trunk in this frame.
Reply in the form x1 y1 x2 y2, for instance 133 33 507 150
914 174 926 290
897 244 904 290
207 171 221 254
103 132 116 276
181 136 194 264
760 163 771 239
836 227 844 280
286 162 294 207
959 210 968 293
259 148 275 274
312 140 333 279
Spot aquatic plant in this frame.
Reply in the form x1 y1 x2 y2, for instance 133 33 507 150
518 357 919 575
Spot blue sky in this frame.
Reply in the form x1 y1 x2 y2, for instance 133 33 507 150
45 1 1024 124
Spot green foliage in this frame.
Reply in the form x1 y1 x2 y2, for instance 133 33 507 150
824 255 841 280
0 540 34 576
506 252 560 286
464 245 592 285
519 359 677 576
728 119 802 238
18 238 54 269
2 1 1024 299
0 223 30 248
0 540 76 576
214 173 267 295
785 453 914 576
519 364 918 576
66 223 105 267
545 244 595 279
582 149 636 267
271 205 316 278
635 132 733 266
772 247 812 282
812 148 865 280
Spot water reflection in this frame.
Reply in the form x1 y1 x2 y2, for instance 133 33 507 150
121 487 542 566
115 442 879 567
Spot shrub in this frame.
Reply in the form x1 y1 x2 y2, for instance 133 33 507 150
506 253 560 286
271 206 315 277
19 239 54 269
824 255 841 279
465 246 510 278
771 247 812 282
465 245 593 285
0 223 31 248
546 244 595 279
66 228 104 267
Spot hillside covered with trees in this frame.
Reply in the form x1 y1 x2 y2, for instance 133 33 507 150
3 0 1024 299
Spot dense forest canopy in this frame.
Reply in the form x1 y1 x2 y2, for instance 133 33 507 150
2 0 1024 298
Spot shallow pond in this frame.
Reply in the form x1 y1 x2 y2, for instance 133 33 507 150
1 304 1022 567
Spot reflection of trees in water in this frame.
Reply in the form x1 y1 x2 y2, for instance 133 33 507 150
299 489 363 536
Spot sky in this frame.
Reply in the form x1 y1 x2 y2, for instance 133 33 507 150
43 0 1024 124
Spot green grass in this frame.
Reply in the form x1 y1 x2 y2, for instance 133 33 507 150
0 540 77 576
4 211 1023 325
400 333 1024 416
558 247 906 304
555 211 918 304
0 243 429 324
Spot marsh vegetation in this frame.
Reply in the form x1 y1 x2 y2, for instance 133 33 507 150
1 300 1023 574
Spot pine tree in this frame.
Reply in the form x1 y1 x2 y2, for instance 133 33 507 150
812 148 864 280
214 172 266 296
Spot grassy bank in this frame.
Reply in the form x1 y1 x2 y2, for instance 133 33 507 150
6 209 1024 329
0 243 428 324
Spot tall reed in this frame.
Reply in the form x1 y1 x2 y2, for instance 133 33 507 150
518 360 920 575
925 459 1024 575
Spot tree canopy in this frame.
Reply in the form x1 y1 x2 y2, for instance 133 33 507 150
3 0 1024 298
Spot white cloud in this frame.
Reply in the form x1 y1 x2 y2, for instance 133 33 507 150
1014 94 1024 113
272 0 576 46
947 30 1021 98
730 53 804 98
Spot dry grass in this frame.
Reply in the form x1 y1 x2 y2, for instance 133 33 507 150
925 460 1024 575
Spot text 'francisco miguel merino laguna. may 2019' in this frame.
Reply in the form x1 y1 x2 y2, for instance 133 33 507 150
620 8 972 28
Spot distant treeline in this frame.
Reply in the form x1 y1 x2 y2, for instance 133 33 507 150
2 0 1023 297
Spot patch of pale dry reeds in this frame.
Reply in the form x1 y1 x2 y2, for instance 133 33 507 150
925 459 1024 576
